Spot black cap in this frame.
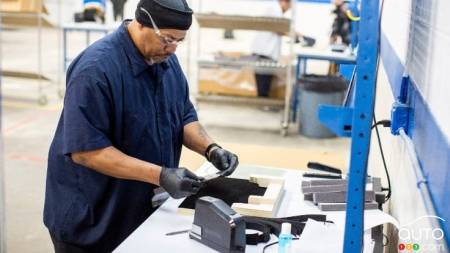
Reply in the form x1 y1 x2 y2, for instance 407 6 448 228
135 0 193 30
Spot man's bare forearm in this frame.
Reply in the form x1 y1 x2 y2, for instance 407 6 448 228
183 121 214 156
71 146 162 185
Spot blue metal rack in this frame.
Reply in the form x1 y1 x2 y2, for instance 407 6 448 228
318 0 380 251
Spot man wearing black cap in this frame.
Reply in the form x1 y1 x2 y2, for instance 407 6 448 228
43 0 239 252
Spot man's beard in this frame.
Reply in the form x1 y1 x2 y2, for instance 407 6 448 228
150 54 170 63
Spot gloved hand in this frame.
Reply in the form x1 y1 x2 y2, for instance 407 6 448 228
159 167 204 199
209 148 239 176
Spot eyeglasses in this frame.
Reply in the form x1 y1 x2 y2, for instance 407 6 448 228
140 7 184 46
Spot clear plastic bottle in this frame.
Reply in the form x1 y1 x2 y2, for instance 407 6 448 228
278 223 293 253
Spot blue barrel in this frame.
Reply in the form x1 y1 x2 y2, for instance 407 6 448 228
298 75 347 138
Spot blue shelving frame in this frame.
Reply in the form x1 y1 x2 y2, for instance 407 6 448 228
318 0 380 251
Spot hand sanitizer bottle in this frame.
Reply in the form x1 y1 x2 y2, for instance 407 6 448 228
278 222 293 253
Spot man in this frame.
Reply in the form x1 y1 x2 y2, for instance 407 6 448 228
251 0 314 97
44 0 239 252
330 0 351 46
75 0 105 23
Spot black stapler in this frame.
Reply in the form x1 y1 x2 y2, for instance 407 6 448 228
189 196 246 253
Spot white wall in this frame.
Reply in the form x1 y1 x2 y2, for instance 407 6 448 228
409 0 450 139
368 0 450 252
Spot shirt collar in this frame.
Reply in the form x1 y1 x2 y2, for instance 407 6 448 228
117 20 169 77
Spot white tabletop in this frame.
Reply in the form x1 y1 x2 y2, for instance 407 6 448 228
114 163 396 253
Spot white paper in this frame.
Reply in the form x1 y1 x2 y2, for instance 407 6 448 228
363 234 375 253
293 219 384 253
294 219 344 253
328 209 400 231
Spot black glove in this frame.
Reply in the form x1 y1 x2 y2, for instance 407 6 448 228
209 148 239 176
159 167 204 199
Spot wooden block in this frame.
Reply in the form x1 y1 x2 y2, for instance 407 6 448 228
233 182 283 217
177 207 195 216
249 174 284 187
247 195 275 205
231 203 274 218
248 183 282 205
263 183 282 199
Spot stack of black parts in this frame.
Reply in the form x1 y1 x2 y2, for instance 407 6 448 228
301 177 384 211
301 162 385 211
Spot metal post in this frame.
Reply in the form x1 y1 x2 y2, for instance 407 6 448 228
0 131 4 253
37 0 43 103
281 0 296 136
63 29 67 72
195 0 202 106
57 0 64 98
291 55 301 123
0 2 6 251
186 0 192 85
0 127 4 253
342 0 380 252
86 31 91 47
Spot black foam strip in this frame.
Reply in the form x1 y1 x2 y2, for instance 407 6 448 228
179 177 267 209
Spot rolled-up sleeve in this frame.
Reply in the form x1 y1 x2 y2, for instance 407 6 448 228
62 74 113 155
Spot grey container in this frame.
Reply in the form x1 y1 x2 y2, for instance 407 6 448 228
298 75 347 138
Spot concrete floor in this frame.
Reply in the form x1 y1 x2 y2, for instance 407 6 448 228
1 19 349 253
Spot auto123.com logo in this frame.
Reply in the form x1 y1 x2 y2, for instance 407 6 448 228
398 215 446 252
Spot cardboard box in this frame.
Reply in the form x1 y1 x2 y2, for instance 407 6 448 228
1 0 47 13
198 52 286 100
199 67 286 100
1 0 52 27
199 67 257 97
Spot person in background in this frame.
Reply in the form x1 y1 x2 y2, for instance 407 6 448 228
330 0 352 46
251 0 313 98
328 0 352 74
82 0 106 23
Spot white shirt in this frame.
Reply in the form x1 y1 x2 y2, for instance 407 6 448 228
251 4 297 61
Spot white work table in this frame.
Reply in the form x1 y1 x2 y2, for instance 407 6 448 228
114 164 395 253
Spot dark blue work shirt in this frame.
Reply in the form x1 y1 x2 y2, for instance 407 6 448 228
44 21 198 252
